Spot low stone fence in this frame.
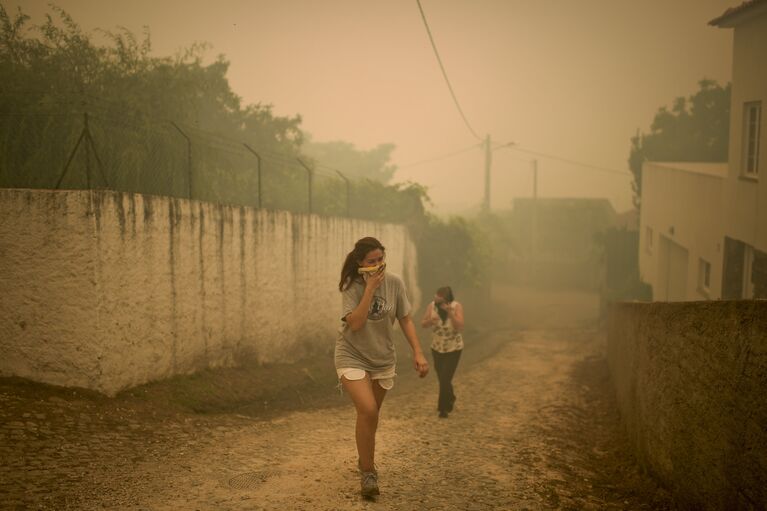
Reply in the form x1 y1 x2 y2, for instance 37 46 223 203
0 188 419 396
607 301 767 510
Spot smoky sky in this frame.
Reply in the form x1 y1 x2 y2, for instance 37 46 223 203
10 0 734 213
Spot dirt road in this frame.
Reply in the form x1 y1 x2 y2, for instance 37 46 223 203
1 287 674 510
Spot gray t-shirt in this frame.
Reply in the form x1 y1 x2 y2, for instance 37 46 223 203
334 272 412 372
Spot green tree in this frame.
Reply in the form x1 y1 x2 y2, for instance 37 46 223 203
0 4 437 224
0 4 303 197
628 79 730 210
0 3 500 299
300 136 397 183
0 5 303 147
412 213 493 295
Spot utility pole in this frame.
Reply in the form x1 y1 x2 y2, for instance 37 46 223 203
483 133 492 211
531 159 538 281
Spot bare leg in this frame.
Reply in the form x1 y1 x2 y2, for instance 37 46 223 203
341 374 387 473
372 379 388 411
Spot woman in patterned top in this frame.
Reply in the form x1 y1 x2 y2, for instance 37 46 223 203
420 286 464 418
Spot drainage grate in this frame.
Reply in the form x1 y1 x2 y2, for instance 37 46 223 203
228 471 277 489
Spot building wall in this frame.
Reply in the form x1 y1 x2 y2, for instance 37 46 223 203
725 12 767 253
639 162 726 300
0 189 420 396
507 197 616 290
607 301 767 510
656 234 689 301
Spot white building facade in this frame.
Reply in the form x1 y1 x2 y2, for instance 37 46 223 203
639 163 727 301
640 0 766 301
712 1 767 299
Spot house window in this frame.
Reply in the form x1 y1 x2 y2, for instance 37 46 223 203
743 102 761 177
645 226 653 254
698 258 711 295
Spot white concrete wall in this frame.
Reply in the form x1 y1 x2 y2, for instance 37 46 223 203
0 189 420 396
639 162 726 300
724 12 767 254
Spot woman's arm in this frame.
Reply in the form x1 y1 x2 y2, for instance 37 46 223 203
448 302 465 332
420 302 435 328
399 314 429 377
344 271 385 331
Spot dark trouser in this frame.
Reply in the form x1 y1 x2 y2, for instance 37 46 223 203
431 349 462 413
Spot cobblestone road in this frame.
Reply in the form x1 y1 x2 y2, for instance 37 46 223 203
1 328 674 510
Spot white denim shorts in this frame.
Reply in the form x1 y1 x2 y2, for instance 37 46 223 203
336 367 396 390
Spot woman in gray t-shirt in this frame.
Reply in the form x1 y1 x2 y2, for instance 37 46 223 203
336 236 429 497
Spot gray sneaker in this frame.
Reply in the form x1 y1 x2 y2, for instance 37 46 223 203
360 471 380 497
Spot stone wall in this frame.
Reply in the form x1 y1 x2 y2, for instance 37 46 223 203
0 189 419 396
607 301 767 510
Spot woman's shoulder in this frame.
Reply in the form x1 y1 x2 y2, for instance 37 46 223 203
384 272 405 286
341 277 364 293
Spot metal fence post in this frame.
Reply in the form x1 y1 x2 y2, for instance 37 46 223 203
84 114 91 189
243 143 262 209
296 158 313 214
55 115 88 189
54 112 109 190
335 170 350 217
83 112 109 189
170 121 192 199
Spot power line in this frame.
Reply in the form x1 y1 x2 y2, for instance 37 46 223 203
399 143 481 169
416 0 482 141
510 146 632 177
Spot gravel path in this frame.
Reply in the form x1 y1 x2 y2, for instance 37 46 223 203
1 288 675 510
136 328 672 511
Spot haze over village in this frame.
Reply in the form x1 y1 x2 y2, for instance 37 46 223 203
0 0 765 509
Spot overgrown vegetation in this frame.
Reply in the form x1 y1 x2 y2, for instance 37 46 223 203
0 4 496 297
0 4 426 221
301 136 398 183
628 79 730 210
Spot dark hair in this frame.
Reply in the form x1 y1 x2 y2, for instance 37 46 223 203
339 237 386 291
435 286 454 322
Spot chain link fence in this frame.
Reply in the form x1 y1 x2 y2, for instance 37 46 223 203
0 108 423 222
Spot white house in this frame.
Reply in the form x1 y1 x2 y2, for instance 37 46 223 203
711 0 767 299
639 162 727 301
639 0 766 301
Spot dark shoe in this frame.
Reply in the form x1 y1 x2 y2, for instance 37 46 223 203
438 411 448 418
360 471 380 497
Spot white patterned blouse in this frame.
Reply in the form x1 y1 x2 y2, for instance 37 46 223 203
427 301 464 353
